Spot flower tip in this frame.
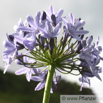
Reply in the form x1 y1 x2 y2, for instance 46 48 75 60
80 20 85 25
49 5 54 15
69 13 74 18
18 18 23 26
15 71 21 75
15 72 18 75
99 77 102 81
3 40 6 46
3 69 7 74
26 15 34 22
36 11 41 15
3 71 6 74
14 25 18 31
6 33 9 37
49 5 52 11
69 13 72 15
27 80 30 82
85 31 89 34
35 88 38 91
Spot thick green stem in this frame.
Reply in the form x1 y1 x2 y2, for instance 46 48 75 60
42 65 55 103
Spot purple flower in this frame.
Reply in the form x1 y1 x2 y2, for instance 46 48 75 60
3 52 23 74
80 50 102 80
15 56 36 82
82 55 102 81
92 36 102 57
79 36 102 90
62 13 89 41
38 21 62 39
3 33 17 56
46 6 64 26
79 74 90 91
2 32 25 74
80 36 102 66
79 36 95 62
2 33 19 74
3 56 13 74
15 32 36 51
79 65 102 91
31 69 61 93
15 67 36 82
14 12 45 34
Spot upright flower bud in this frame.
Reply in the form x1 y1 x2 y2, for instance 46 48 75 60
51 14 56 26
42 11 46 20
62 26 69 45
49 38 55 55
39 34 45 48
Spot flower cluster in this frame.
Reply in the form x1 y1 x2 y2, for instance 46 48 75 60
3 6 102 92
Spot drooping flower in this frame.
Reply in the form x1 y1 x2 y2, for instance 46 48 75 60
15 56 36 82
3 56 13 74
3 33 17 57
79 64 102 91
2 33 19 74
31 69 61 93
15 31 36 51
79 74 90 91
79 36 103 90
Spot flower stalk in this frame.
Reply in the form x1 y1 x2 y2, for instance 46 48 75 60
42 65 55 103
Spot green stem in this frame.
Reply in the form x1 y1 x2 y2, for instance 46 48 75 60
42 65 55 103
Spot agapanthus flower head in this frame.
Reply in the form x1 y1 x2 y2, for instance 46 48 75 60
3 6 103 94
